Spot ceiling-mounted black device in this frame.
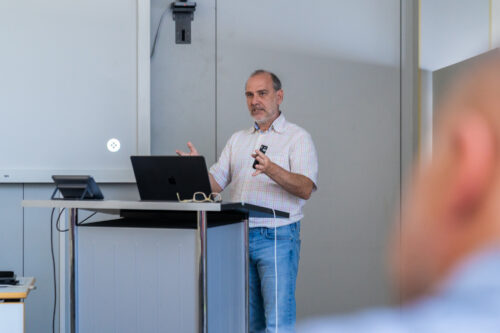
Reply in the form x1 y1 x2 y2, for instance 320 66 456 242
171 1 196 44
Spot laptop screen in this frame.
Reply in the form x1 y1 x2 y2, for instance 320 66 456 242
131 156 212 201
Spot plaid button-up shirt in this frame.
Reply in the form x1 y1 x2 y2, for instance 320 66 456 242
210 113 318 227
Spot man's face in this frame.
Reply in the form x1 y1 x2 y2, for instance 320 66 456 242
245 73 283 124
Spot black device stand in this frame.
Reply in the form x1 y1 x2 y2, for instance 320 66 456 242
51 175 104 200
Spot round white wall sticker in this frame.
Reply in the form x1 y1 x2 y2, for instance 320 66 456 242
107 138 121 152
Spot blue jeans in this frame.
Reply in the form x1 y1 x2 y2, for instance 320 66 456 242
249 222 301 333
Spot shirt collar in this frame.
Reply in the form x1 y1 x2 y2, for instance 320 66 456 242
250 112 286 134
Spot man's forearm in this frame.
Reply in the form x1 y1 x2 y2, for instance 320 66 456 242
209 173 223 193
266 164 314 200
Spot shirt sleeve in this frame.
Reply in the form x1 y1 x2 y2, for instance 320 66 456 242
209 134 234 190
289 130 319 191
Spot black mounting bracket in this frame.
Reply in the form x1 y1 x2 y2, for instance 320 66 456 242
171 1 196 44
51 175 104 200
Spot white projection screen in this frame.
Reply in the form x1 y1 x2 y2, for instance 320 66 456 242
0 0 150 183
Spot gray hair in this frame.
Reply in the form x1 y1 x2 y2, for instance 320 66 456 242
249 69 282 91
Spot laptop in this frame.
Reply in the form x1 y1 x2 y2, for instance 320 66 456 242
130 156 212 201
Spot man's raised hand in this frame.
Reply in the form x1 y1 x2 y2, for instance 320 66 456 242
251 149 275 176
176 142 199 156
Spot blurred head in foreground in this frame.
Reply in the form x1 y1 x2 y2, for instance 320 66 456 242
396 50 500 302
300 49 500 332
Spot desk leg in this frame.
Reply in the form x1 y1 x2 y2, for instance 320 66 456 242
68 208 78 333
197 211 207 333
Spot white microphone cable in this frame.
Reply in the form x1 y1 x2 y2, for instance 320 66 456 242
242 191 279 332
272 208 279 333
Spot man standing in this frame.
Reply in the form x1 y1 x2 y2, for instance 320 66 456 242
177 70 318 332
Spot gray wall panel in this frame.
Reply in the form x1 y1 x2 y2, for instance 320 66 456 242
151 0 216 166
217 0 401 317
23 184 61 333
0 185 23 274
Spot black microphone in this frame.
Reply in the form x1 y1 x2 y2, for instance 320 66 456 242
252 145 268 169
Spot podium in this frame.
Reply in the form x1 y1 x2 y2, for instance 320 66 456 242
22 200 288 333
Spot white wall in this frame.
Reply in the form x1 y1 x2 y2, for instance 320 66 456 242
420 0 490 71
420 0 492 159
0 0 150 182
493 0 500 47
216 0 403 316
420 70 433 162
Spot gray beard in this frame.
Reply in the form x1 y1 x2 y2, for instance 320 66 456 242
255 116 272 125
253 110 280 125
